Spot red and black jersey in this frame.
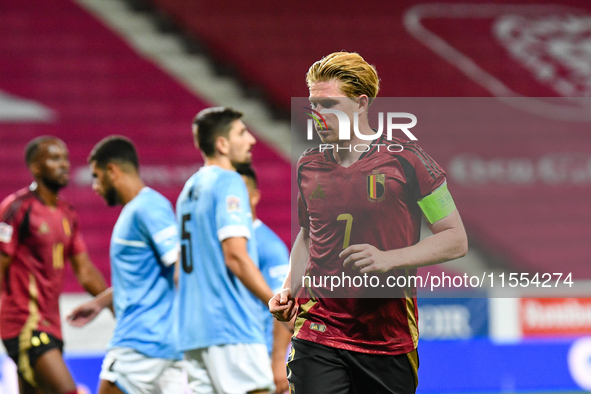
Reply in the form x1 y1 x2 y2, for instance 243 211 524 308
295 136 446 355
0 186 87 340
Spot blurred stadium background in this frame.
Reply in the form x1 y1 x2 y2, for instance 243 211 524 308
1 0 591 392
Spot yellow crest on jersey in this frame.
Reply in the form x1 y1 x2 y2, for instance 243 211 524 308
367 170 385 202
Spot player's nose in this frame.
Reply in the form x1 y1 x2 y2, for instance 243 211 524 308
247 131 256 146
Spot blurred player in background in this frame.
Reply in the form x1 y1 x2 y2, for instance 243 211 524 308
67 136 182 394
0 136 109 394
236 164 291 394
177 107 274 394
270 52 468 393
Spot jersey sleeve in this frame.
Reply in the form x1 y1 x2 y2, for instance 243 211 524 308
137 197 180 267
0 197 20 258
405 142 447 198
215 172 252 242
67 209 88 257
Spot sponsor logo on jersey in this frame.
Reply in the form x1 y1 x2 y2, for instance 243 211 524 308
38 222 49 235
0 222 13 243
367 171 385 202
309 323 326 332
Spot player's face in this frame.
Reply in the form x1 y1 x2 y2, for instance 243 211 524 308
309 80 359 144
34 141 70 192
90 161 119 206
227 120 256 166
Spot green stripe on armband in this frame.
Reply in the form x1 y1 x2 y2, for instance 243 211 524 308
417 183 456 224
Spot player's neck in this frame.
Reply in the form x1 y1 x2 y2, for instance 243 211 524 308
332 147 363 168
333 123 373 167
116 175 146 205
32 182 60 207
203 156 235 171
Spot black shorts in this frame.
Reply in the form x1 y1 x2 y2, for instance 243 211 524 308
287 337 418 394
3 330 64 383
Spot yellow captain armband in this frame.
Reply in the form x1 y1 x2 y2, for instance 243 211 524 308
417 182 457 224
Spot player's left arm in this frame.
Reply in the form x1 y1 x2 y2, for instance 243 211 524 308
67 287 113 327
67 210 109 297
342 185 468 273
68 252 113 327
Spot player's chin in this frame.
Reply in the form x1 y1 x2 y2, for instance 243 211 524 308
45 177 69 190
318 134 338 145
238 154 252 164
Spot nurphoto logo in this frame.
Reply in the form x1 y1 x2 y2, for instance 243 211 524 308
303 107 418 153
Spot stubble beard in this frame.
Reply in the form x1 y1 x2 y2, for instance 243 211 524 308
41 175 67 194
104 185 120 206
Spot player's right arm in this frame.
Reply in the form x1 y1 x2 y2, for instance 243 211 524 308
222 237 274 305
0 197 18 296
0 253 11 295
269 227 309 322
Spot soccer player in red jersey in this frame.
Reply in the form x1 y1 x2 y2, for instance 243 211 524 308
0 136 108 394
269 52 469 393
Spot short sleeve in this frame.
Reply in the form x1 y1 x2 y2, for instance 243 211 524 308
405 143 446 199
137 198 180 267
215 173 252 242
0 199 19 258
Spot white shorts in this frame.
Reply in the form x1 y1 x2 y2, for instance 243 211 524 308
184 343 274 394
100 347 186 394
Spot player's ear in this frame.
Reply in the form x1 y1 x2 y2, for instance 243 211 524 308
105 162 119 181
192 124 200 149
29 162 41 178
357 95 370 115
215 136 230 156
251 189 261 207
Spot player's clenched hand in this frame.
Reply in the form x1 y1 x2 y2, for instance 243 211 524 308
269 288 296 322
66 300 103 328
340 244 392 274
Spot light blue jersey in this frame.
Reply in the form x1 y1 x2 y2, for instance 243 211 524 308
252 219 289 354
109 187 180 360
176 165 263 351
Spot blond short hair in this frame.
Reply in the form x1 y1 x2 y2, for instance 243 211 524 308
306 52 380 103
